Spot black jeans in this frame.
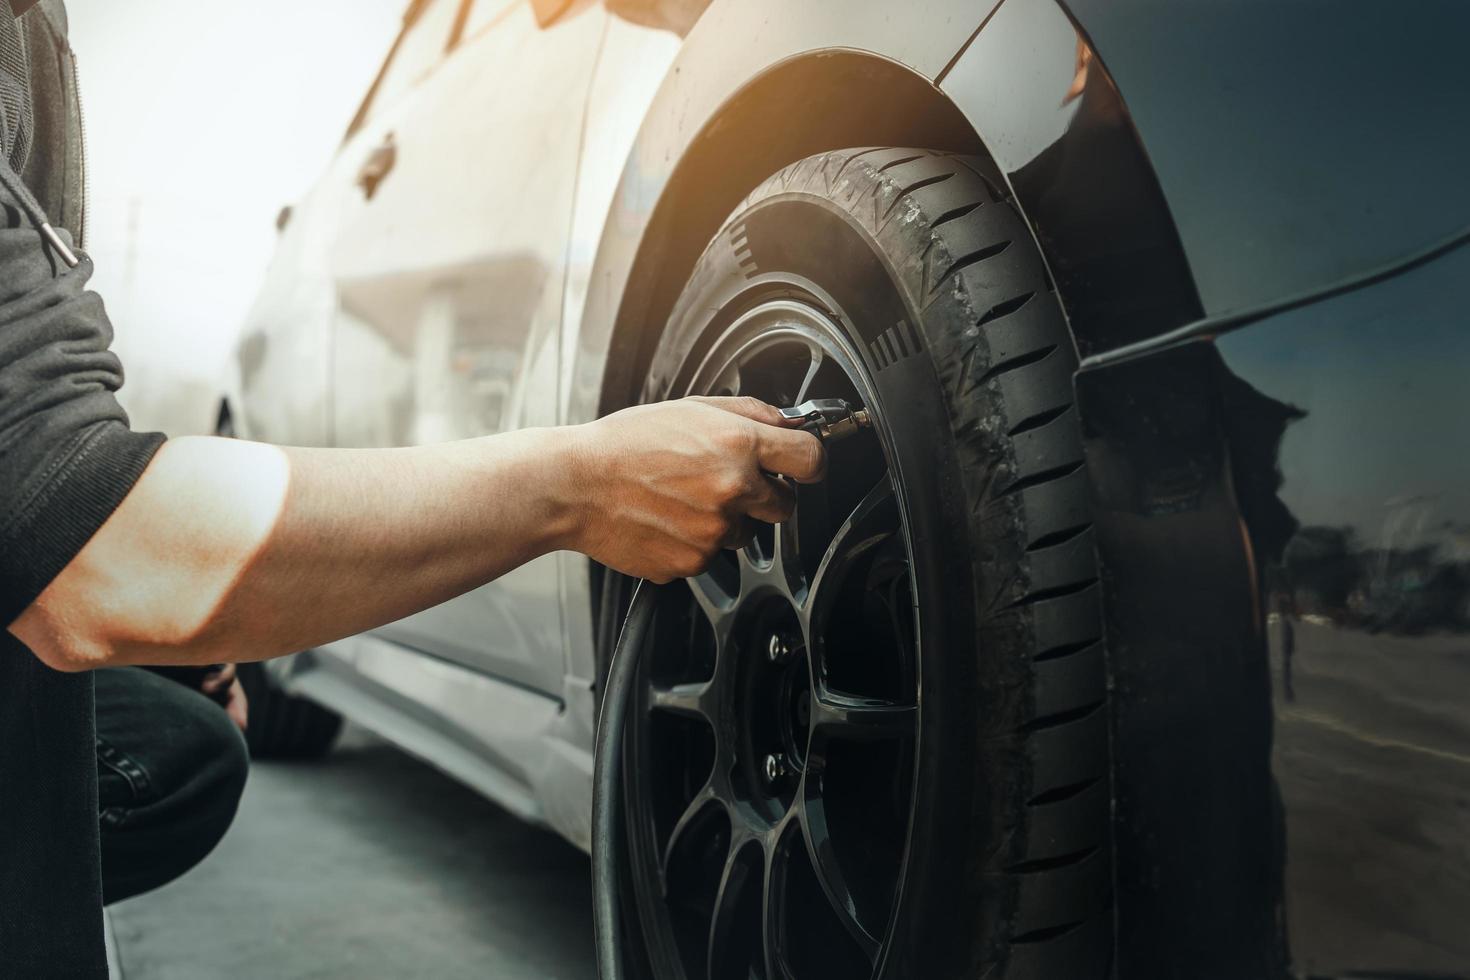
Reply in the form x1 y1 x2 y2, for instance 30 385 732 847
94 667 249 904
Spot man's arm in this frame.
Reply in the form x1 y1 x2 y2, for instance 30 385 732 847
10 396 823 672
0 174 821 672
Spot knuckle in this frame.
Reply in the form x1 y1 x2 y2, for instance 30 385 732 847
715 470 746 501
700 514 729 547
676 553 708 579
737 395 768 418
722 420 758 456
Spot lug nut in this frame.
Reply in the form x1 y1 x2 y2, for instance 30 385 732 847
763 752 789 785
767 634 793 663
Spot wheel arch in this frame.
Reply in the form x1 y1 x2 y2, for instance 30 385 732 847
582 0 1207 426
591 48 989 421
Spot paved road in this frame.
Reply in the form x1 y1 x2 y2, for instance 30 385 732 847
107 728 596 979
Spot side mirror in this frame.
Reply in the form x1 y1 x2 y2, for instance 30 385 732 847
604 0 710 37
529 0 574 27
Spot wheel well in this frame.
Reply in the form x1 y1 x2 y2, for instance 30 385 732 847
596 50 989 419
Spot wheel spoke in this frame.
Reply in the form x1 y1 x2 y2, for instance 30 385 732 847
794 343 825 404
737 542 765 579
770 519 804 598
661 784 721 884
687 571 737 626
809 686 916 744
806 476 899 614
874 563 918 668
706 843 758 980
798 788 881 962
762 824 800 980
648 680 714 723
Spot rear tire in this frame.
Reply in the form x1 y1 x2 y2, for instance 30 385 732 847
237 661 342 760
623 147 1113 978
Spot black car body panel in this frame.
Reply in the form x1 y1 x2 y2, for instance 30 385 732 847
940 0 1204 357
1078 242 1470 976
1051 1 1470 974
943 0 1470 355
1065 0 1470 320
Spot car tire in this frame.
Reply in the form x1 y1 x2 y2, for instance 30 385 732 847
620 147 1112 978
236 661 343 760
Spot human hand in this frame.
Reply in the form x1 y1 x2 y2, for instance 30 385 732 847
567 396 825 583
202 663 249 732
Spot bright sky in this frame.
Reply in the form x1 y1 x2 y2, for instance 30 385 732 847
67 0 406 431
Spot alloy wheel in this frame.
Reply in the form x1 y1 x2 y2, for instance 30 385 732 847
626 297 921 980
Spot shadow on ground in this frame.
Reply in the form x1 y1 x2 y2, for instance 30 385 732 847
108 727 595 979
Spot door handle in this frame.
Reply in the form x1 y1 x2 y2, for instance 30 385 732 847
356 132 397 201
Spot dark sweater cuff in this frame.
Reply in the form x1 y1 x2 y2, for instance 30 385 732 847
1 421 165 625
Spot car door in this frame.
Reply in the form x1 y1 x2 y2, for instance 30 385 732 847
235 142 365 448
327 0 606 694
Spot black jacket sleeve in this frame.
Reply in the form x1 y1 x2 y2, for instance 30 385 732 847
0 180 164 625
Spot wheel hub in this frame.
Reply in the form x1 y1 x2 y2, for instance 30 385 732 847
733 600 808 816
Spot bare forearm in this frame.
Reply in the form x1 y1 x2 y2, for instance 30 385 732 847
10 396 823 672
12 429 584 670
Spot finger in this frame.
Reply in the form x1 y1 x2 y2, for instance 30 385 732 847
753 425 826 483
687 395 789 427
741 474 796 525
227 681 249 732
201 664 234 694
721 516 758 551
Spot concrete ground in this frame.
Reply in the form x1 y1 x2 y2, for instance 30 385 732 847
106 727 595 979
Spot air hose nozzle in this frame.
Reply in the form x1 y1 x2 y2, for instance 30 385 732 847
777 398 872 443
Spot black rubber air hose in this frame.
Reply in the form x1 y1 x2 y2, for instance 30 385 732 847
592 579 659 980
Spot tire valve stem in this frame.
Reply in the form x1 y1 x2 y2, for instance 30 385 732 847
764 752 789 785
778 398 873 443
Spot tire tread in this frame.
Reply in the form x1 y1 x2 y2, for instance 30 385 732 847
769 147 1114 977
238 661 342 760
